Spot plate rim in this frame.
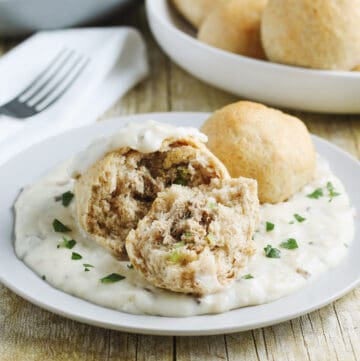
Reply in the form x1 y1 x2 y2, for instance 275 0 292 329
0 111 359 336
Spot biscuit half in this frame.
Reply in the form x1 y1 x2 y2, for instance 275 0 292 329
74 136 230 258
126 178 259 295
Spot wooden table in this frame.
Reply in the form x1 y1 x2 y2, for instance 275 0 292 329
1 4 360 361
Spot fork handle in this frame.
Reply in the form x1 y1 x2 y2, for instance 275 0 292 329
0 107 14 118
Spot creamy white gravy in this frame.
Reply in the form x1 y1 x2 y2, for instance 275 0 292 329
15 123 355 317
70 120 207 176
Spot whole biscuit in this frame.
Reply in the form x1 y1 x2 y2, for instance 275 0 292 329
261 0 360 70
171 0 223 29
201 101 316 204
198 0 268 59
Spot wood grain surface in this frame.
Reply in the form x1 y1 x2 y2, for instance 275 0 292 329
1 5 360 361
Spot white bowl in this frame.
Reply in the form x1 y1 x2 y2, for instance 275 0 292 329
146 0 360 114
0 0 134 36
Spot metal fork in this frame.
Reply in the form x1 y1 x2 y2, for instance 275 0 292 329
0 48 89 119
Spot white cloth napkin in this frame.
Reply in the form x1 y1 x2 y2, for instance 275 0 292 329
0 27 148 164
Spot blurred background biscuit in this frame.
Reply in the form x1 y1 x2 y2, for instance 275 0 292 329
171 0 224 29
261 0 360 70
198 0 268 59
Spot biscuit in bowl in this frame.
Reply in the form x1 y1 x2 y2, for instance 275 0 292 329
74 136 229 259
126 178 259 295
261 0 360 70
201 101 316 204
198 0 268 59
171 0 223 29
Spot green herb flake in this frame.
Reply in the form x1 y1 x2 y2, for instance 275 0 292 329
71 252 82 260
307 188 324 199
58 237 76 249
242 274 254 280
174 167 188 186
280 238 299 250
127 264 134 269
55 191 74 207
41 275 46 281
208 202 218 209
266 222 275 232
100 273 125 284
294 214 306 223
52 219 72 233
83 263 94 268
168 250 182 263
206 233 217 246
327 182 340 200
174 241 186 248
264 245 281 258
184 231 192 238
83 263 94 272
62 191 74 206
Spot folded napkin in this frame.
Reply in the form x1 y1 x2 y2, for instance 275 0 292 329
0 27 148 164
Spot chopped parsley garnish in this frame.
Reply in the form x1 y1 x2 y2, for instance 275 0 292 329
183 231 192 238
307 188 324 199
57 237 76 249
53 219 72 232
208 202 217 209
280 238 299 250
174 167 188 186
83 263 94 272
242 274 254 280
100 273 125 284
127 264 134 269
266 222 275 232
289 221 295 225
327 182 340 200
55 191 74 207
294 214 306 223
264 245 281 258
206 233 216 245
41 275 46 281
168 250 182 263
71 252 82 260
174 241 186 248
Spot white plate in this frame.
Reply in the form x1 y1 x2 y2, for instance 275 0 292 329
146 0 360 114
0 112 359 336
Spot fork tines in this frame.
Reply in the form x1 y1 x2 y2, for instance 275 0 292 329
19 48 89 112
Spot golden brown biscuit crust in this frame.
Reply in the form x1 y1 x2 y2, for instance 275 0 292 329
171 0 224 29
198 0 268 59
201 101 316 204
261 0 360 70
